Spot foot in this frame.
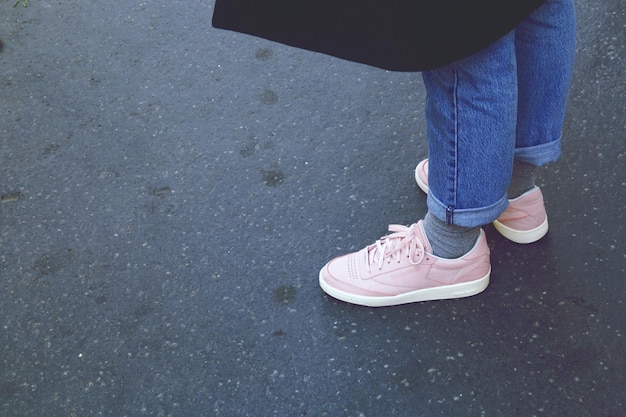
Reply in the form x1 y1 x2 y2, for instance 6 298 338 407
319 221 491 307
414 159 548 244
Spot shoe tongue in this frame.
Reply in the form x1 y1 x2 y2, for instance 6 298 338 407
415 221 434 254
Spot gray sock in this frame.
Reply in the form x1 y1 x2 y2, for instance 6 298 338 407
508 160 538 199
422 212 481 259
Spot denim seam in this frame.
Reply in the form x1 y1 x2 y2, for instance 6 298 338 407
448 69 460 225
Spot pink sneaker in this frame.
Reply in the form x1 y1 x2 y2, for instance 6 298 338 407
319 221 491 307
414 159 548 244
492 187 549 244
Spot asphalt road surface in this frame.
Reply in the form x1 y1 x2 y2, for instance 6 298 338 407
1 1 624 416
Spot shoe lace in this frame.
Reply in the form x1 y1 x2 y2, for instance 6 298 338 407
366 224 426 272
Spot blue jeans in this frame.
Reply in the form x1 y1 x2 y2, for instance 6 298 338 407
421 0 576 227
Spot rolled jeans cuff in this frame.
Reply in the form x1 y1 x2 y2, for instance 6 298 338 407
514 137 562 166
427 192 510 228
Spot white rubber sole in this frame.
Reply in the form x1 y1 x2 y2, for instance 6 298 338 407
319 269 490 308
414 161 429 195
493 217 549 244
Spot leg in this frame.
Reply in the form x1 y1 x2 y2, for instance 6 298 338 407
514 0 577 166
422 32 518 228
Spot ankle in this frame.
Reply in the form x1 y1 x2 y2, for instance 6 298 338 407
508 160 538 199
422 212 480 259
